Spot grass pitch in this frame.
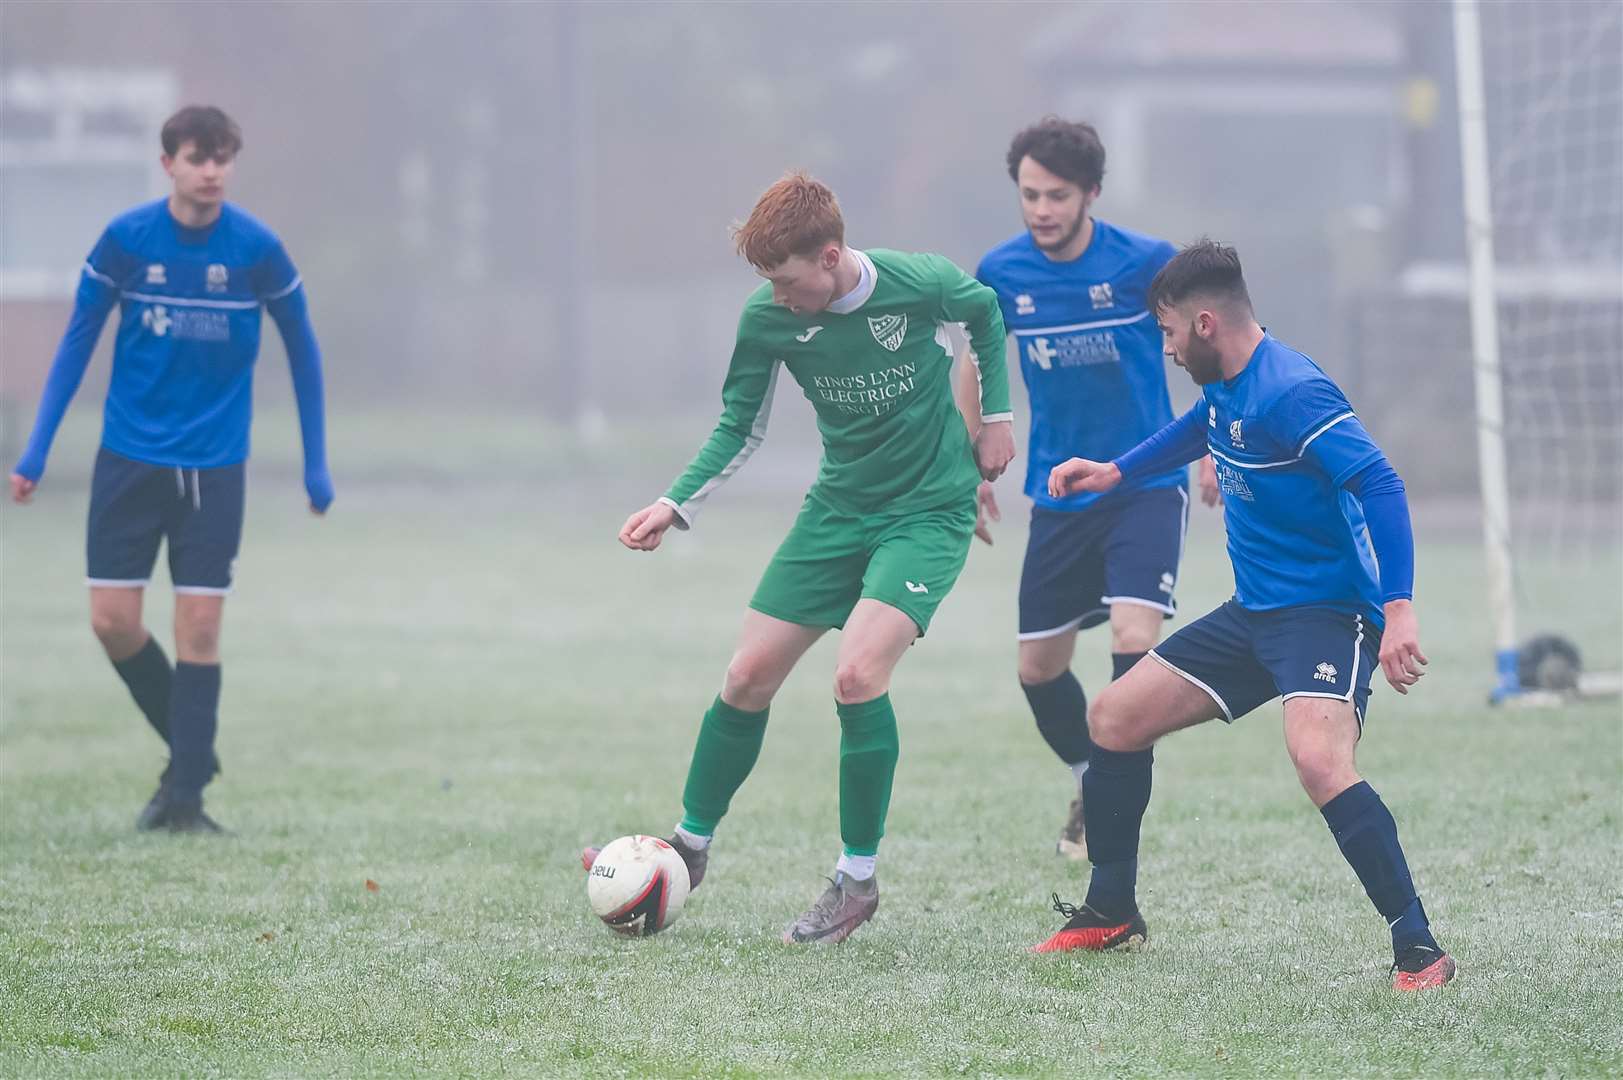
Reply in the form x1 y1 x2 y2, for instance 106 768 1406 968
3 409 1620 1077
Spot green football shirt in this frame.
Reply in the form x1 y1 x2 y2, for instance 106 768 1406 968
662 249 1010 523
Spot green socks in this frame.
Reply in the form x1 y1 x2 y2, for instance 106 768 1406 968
837 694 899 857
679 696 769 836
677 692 899 857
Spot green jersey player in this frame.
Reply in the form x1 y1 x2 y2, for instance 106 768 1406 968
583 172 1013 943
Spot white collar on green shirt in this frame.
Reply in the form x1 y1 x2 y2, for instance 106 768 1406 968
826 249 877 315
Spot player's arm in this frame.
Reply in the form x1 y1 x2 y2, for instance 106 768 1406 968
1293 396 1426 694
260 246 333 514
621 319 777 552
949 329 1005 544
1048 400 1207 498
10 237 125 503
934 256 1013 481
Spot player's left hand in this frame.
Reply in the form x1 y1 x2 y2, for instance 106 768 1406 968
1198 454 1220 507
10 473 37 504
974 420 1015 482
1378 599 1428 694
973 480 1000 545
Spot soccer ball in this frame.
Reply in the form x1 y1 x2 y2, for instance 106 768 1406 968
586 834 691 937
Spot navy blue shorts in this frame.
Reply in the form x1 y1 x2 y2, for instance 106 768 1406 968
86 448 246 594
1149 600 1383 728
1018 484 1189 639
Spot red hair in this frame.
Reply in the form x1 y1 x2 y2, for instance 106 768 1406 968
732 171 845 269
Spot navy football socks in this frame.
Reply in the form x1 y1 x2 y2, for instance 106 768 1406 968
1111 651 1147 681
1022 671 1092 768
168 662 221 799
112 636 173 744
1082 745 1154 919
1321 780 1440 955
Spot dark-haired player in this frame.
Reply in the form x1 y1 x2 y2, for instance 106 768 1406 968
958 117 1217 859
10 105 333 833
1035 239 1454 992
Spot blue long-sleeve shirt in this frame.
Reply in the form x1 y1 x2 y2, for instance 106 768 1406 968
15 199 332 510
1113 335 1412 623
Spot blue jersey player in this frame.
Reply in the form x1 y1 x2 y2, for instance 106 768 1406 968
9 106 333 834
956 118 1217 859
1033 241 1454 992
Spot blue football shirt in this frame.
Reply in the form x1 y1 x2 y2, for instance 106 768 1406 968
80 199 302 468
976 219 1181 510
1202 334 1385 621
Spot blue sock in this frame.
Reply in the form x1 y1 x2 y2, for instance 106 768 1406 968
1111 651 1147 681
168 662 221 800
1021 671 1091 767
1320 781 1439 955
1082 745 1154 919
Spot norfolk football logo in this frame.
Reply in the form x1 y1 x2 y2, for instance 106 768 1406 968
1089 282 1114 310
867 313 907 352
1229 420 1245 448
1313 662 1339 683
141 305 171 337
1028 337 1058 371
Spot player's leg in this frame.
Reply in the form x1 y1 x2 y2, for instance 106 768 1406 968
1100 484 1189 678
86 449 173 752
1266 609 1454 989
678 608 828 848
781 495 974 944
161 463 245 833
586 495 858 885
1016 506 1111 856
1035 601 1277 952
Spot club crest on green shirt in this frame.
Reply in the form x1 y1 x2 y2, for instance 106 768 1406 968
867 313 907 352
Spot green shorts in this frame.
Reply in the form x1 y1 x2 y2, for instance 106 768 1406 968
749 491 977 636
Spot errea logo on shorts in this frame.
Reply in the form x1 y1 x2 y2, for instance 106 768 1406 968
1313 662 1338 683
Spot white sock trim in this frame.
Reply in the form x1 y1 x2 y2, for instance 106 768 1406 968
836 852 877 880
673 825 712 850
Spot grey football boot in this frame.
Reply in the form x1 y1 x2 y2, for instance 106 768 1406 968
782 872 879 944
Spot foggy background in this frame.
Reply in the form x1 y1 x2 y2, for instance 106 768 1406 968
2 0 1618 556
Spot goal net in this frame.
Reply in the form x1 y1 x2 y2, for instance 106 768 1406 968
1454 0 1622 701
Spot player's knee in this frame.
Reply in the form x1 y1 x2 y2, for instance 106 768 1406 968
1087 685 1143 751
175 621 221 662
1289 746 1355 804
1017 652 1068 686
722 652 781 712
832 660 887 705
90 607 142 651
1109 621 1158 655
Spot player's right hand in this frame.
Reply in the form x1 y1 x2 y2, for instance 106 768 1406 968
973 480 1000 545
1047 458 1121 498
619 501 678 552
9 473 37 505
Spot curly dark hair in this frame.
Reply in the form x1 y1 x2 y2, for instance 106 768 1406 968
1005 116 1105 191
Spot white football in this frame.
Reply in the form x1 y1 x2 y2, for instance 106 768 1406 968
586 834 691 937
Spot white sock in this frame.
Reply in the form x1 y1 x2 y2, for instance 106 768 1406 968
673 825 712 850
835 852 877 880
1070 760 1090 788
